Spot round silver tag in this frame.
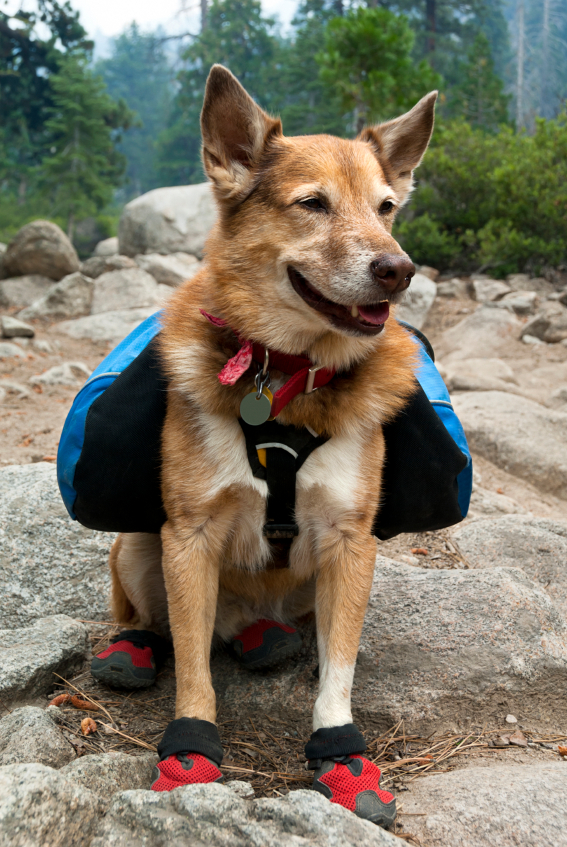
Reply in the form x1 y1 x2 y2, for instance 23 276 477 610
240 391 272 426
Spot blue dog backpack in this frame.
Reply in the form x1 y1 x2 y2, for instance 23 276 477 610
57 311 472 539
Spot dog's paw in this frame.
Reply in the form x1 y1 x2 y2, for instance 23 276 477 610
150 753 224 791
311 755 396 829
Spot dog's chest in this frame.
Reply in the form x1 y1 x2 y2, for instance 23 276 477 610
196 410 364 528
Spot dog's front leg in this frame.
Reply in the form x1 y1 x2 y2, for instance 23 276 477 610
307 525 397 828
151 503 235 792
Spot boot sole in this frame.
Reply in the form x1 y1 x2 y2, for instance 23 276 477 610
235 633 303 670
91 654 156 689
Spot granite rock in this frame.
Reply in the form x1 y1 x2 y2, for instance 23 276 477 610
91 268 161 314
453 515 567 614
0 763 105 847
60 752 158 796
396 272 436 330
3 221 80 281
453 391 567 499
0 463 113 627
91 782 399 847
401 763 567 847
135 251 201 287
0 707 75 768
0 615 89 701
18 272 93 320
119 183 216 259
55 307 157 343
0 275 54 308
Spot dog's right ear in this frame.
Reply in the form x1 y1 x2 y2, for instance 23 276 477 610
201 65 282 201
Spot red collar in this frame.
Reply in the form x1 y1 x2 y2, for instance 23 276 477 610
201 310 336 418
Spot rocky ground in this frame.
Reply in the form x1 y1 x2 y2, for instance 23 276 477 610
1 206 567 846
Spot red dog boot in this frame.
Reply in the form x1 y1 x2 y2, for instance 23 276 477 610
151 718 224 791
91 629 169 690
306 723 396 829
312 756 396 829
231 619 302 670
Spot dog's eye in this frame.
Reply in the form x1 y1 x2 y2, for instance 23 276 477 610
299 197 326 212
379 200 395 215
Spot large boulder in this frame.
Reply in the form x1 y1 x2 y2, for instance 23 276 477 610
118 183 216 259
0 274 55 308
521 301 567 343
91 783 399 847
0 615 89 700
402 763 567 847
436 305 522 363
471 277 511 302
0 463 114 627
453 391 567 499
453 515 567 615
81 254 136 279
0 763 105 847
2 221 80 281
396 272 436 330
496 289 539 316
0 707 75 768
91 268 161 314
0 316 34 339
17 272 93 320
135 252 201 287
55 307 157 343
93 236 119 256
443 358 519 394
212 558 567 731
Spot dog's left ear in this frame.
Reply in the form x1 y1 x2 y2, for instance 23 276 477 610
358 91 437 202
201 64 282 202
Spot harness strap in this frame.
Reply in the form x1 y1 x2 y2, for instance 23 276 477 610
239 419 328 560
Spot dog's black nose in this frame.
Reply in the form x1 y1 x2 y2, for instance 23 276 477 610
370 255 415 293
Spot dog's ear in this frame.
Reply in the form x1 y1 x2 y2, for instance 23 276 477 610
201 65 282 201
358 91 437 203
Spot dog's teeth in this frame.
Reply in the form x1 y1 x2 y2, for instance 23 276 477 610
351 305 359 318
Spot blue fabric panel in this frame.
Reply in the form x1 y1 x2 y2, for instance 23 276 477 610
412 337 472 518
57 311 163 519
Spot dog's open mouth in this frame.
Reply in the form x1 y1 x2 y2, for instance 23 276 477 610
288 267 389 336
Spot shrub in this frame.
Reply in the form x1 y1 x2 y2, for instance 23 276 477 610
396 114 567 276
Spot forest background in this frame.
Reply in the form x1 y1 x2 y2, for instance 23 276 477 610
1 0 566 276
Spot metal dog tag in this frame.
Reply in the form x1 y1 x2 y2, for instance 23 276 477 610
240 388 273 426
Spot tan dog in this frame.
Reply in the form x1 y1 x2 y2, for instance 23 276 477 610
104 65 436 824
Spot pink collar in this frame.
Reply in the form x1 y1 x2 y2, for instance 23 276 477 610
201 310 336 418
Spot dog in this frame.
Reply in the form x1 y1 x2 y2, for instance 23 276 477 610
93 64 437 827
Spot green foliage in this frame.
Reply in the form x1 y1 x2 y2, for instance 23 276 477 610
315 7 440 130
396 114 567 275
0 1 92 192
274 0 345 136
95 24 173 198
156 0 279 185
448 33 511 130
39 54 134 238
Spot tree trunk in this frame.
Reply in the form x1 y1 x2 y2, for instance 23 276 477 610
67 212 75 242
335 0 344 13
516 0 525 130
200 0 207 32
426 0 436 57
541 0 550 115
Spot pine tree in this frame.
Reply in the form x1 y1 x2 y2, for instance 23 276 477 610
156 0 279 185
450 33 511 130
316 6 441 131
40 54 133 239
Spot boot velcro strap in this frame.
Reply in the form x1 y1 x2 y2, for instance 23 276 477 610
158 718 223 767
305 723 366 762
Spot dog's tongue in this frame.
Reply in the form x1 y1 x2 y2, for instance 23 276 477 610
357 302 390 325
